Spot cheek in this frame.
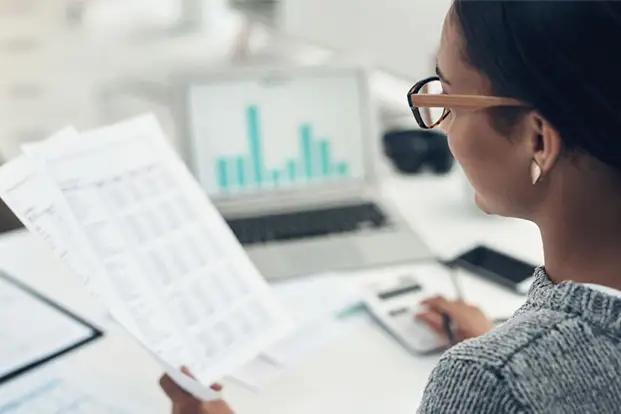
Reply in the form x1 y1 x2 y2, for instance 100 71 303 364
445 116 495 184
446 116 524 212
447 132 487 194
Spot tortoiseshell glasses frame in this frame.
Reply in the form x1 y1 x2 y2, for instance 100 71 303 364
407 76 527 129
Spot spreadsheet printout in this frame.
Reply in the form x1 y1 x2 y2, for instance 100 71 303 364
0 130 110 301
0 115 291 400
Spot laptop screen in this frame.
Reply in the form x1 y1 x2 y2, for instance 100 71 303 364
184 70 368 199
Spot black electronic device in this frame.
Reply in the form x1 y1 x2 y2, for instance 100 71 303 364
0 271 103 385
449 245 537 294
383 129 454 174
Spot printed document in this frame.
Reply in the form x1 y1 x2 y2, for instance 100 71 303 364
0 364 151 413
0 115 290 401
0 377 128 414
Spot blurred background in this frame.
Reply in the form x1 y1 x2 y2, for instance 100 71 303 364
0 0 449 157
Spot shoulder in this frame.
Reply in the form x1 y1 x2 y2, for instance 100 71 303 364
418 352 524 413
446 303 574 370
419 304 619 413
417 308 567 413
448 301 618 372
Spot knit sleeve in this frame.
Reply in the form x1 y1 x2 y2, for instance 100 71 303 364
417 356 524 414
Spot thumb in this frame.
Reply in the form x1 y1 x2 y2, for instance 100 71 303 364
159 373 187 400
415 311 446 336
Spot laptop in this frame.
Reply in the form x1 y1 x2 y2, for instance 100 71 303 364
175 65 431 280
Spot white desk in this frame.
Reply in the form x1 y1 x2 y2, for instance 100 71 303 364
0 171 539 414
0 2 543 411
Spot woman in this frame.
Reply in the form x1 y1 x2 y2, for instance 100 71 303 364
161 1 621 412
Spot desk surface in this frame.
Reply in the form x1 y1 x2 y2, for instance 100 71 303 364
0 3 542 412
0 172 539 414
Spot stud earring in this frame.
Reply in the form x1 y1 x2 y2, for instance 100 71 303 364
530 161 542 185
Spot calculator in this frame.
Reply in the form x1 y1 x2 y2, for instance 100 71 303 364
363 273 448 354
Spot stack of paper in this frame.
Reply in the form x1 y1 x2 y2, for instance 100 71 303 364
0 114 291 401
228 274 366 391
264 275 362 366
0 363 154 413
0 376 133 414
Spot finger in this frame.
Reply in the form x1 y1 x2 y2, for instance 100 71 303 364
180 366 197 380
159 374 189 400
421 296 457 315
203 400 235 414
415 312 446 336
419 295 443 306
180 366 224 392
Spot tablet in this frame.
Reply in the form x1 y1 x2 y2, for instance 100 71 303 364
0 270 103 385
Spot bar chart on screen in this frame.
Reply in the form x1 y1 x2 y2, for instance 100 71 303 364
186 72 366 197
215 105 351 193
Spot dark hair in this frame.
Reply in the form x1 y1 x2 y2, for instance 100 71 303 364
453 0 621 170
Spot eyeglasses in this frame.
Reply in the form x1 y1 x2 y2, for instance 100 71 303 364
407 76 526 129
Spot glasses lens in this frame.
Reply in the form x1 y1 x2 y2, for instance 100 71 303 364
418 79 446 127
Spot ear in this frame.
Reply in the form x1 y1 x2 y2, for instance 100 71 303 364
526 113 563 175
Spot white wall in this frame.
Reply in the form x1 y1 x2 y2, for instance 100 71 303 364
0 0 242 158
279 0 452 81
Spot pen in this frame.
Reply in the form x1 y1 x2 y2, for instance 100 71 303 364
444 262 462 346
443 313 457 346
448 261 464 301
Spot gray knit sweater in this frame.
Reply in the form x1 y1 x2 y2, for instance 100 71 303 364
418 267 621 413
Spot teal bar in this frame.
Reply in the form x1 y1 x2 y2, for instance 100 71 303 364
319 141 331 177
228 159 237 189
287 160 296 182
236 157 247 188
217 159 229 192
272 170 280 187
247 105 263 186
336 162 349 177
300 124 313 180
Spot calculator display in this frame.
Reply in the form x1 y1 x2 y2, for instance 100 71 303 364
377 283 422 301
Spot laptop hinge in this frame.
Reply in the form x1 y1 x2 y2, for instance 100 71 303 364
214 184 371 218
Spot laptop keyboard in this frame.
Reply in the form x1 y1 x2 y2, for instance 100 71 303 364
226 202 389 246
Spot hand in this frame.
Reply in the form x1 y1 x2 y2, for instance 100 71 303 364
415 296 494 342
159 367 235 414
